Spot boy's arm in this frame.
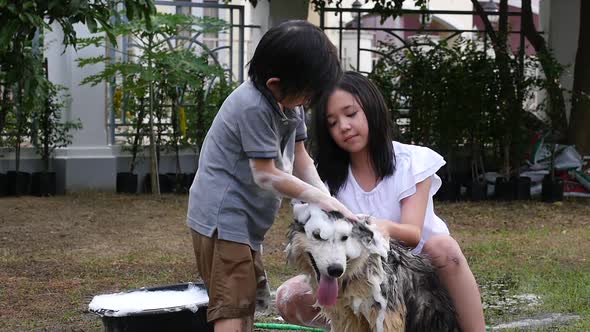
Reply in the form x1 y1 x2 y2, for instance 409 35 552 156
249 158 358 221
292 141 330 195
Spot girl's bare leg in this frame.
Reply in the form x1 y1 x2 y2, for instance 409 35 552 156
276 275 329 328
423 235 486 332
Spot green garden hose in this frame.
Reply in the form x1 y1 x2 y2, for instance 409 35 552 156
254 322 492 331
254 322 324 331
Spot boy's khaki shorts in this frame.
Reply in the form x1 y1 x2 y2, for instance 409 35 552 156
191 230 268 323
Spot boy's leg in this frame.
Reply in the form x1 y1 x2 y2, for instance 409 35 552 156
192 230 258 332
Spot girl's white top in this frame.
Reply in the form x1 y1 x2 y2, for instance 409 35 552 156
335 141 449 253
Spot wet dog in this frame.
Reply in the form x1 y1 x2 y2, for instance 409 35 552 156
286 204 460 332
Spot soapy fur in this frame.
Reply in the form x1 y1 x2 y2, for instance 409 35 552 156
286 204 460 332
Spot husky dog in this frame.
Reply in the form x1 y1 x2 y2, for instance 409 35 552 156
286 204 460 332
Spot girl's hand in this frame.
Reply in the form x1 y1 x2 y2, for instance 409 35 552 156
367 217 392 238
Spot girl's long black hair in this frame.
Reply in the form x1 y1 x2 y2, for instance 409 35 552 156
313 71 395 196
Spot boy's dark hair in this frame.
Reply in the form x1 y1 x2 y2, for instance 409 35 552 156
314 71 395 196
248 20 341 107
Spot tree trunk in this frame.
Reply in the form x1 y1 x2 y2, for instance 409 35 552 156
147 39 160 195
15 81 23 174
471 0 500 52
129 98 145 174
0 87 9 140
569 1 590 156
521 0 567 137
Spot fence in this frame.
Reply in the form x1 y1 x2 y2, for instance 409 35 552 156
318 6 530 75
107 1 260 144
318 5 540 134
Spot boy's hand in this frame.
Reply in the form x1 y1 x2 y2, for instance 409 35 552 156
317 196 359 222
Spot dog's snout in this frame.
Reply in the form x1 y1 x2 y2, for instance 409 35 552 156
327 264 344 278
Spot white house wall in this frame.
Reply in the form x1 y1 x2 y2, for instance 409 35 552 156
341 31 375 72
428 0 473 31
540 0 581 122
44 22 117 193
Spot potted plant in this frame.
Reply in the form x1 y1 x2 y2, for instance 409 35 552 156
371 37 464 200
457 39 498 201
182 74 235 193
534 55 568 202
0 0 156 196
30 82 81 196
80 13 227 195
4 50 42 196
116 83 146 194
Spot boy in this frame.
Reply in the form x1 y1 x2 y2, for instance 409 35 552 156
187 20 357 332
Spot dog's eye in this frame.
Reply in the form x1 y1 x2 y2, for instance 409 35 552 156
312 230 323 241
341 235 349 241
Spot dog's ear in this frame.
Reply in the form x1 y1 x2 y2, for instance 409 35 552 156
292 202 311 225
353 222 375 246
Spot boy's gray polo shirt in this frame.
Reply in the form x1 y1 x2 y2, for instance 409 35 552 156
187 80 307 251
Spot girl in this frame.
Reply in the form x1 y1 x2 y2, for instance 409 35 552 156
276 71 486 331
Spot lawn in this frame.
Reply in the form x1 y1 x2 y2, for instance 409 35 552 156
0 193 589 331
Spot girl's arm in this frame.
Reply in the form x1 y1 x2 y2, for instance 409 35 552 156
372 177 432 248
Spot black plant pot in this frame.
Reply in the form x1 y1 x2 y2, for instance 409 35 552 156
183 173 195 193
166 173 187 194
469 181 487 201
117 173 138 194
436 180 461 202
6 171 31 196
514 176 532 200
0 173 7 197
143 174 173 193
30 172 57 197
494 177 515 201
542 176 564 203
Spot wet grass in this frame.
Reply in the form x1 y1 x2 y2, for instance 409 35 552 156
0 194 589 331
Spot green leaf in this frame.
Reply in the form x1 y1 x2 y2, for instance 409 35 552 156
76 36 105 49
77 56 109 67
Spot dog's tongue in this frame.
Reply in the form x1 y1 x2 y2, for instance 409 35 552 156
317 275 338 306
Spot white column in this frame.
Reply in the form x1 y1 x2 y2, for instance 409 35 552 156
248 0 271 50
45 22 117 193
